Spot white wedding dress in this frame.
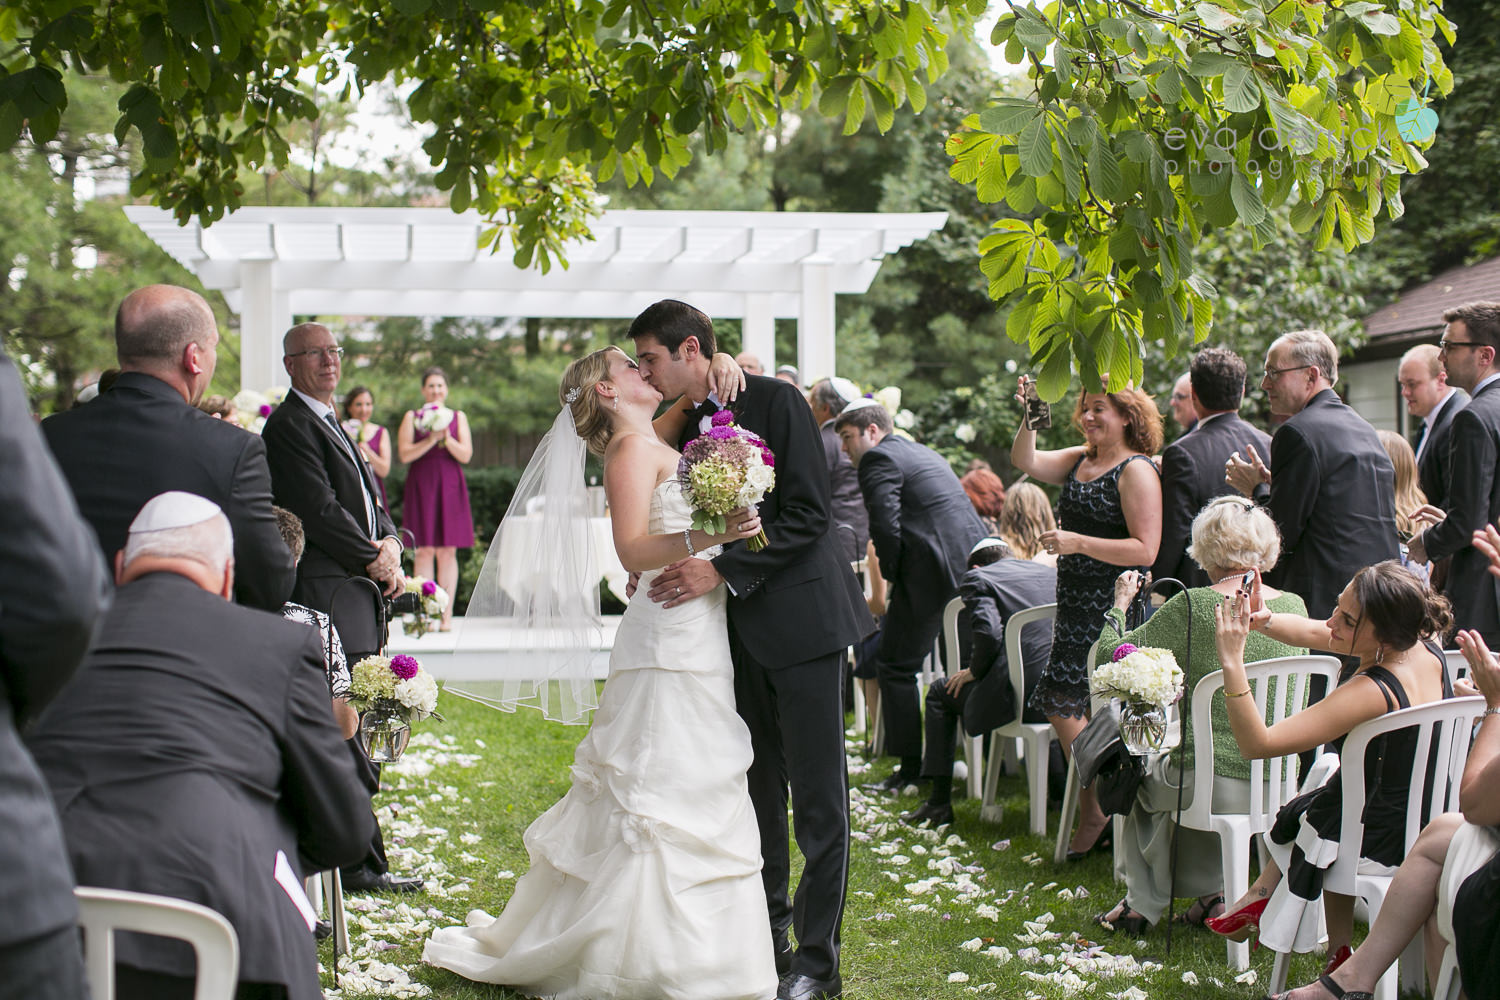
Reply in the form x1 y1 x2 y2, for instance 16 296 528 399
423 480 778 1000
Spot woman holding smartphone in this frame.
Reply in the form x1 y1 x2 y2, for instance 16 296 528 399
1011 376 1163 859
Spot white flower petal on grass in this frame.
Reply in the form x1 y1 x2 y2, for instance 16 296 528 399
459 832 482 845
1235 970 1258 985
948 971 971 983
991 839 1011 851
960 937 984 952
1181 971 1198 985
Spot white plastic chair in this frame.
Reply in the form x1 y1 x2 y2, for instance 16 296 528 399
976 603 1057 831
1179 655 1341 971
939 596 984 799
305 868 350 956
1052 638 1108 865
75 886 239 1000
1265 695 1486 1000
1441 649 1470 688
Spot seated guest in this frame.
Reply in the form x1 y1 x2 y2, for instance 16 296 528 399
1268 624 1500 1000
960 467 1007 536
1092 497 1308 932
27 491 373 1000
273 506 359 739
904 485 1059 826
1208 561 1452 973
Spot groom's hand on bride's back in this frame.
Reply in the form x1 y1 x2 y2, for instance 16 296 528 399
648 557 724 608
625 571 640 599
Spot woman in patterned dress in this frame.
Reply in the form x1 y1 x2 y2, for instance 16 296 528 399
1010 378 1163 858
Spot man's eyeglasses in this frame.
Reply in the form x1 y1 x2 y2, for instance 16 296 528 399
1438 339 1483 352
287 347 345 360
1262 364 1312 381
1170 392 1190 402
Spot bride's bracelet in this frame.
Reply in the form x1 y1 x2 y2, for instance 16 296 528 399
683 528 696 556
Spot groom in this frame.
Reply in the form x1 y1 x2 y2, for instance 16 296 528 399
631 301 872 1000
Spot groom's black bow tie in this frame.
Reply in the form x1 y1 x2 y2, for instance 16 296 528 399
689 398 720 422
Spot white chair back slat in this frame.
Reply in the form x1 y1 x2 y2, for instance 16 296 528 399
941 596 963 678
75 886 240 1000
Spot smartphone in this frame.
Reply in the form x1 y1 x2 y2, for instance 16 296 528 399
1231 569 1254 617
1020 378 1051 430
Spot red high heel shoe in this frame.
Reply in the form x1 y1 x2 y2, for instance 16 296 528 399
1204 896 1269 942
1322 945 1352 977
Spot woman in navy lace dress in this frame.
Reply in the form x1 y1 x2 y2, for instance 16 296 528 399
1010 379 1162 858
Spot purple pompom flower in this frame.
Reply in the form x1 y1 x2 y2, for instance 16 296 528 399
1112 643 1139 662
711 409 734 427
421 580 437 597
259 404 273 417
706 425 738 440
390 654 420 679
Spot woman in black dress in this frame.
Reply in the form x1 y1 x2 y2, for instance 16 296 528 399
1211 561 1452 975
1010 378 1163 857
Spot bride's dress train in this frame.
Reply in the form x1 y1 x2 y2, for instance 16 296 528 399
423 480 777 1000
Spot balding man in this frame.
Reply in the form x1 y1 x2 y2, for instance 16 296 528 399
1167 371 1197 437
1398 343 1468 508
42 284 294 610
735 351 765 376
27 492 371 1000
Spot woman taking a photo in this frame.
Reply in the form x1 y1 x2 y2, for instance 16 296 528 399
1011 378 1163 859
399 366 475 631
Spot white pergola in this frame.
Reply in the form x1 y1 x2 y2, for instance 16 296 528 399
125 206 948 390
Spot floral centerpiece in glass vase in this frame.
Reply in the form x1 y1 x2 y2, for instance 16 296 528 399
1091 644 1185 754
349 653 441 762
397 574 449 637
678 410 776 551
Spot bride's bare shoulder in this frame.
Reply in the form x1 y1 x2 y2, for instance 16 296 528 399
604 431 676 477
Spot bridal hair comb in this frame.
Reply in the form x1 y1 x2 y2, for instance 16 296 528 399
564 387 581 403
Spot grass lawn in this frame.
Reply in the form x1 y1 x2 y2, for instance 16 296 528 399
320 694 1338 998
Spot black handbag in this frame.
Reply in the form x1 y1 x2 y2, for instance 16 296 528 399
1071 701 1145 816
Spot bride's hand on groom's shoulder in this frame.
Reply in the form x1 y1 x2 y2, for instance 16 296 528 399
708 353 746 403
648 557 724 608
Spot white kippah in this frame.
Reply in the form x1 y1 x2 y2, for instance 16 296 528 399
838 397 884 416
129 491 223 535
827 376 861 407
969 536 1007 558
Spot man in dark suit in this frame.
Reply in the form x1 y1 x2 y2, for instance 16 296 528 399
807 376 869 563
630 300 872 1000
0 349 111 1000
1409 302 1500 644
836 399 987 792
42 284 294 611
904 538 1055 827
1398 343 1468 509
1153 347 1272 589
1227 329 1398 618
27 492 372 1000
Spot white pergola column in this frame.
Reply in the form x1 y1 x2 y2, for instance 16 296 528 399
797 256 836 383
741 293 776 371
238 260 292 391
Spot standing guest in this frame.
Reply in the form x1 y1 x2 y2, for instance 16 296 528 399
1154 347 1272 589
398 366 475 632
1398 343 1467 509
837 400 988 792
807 376 870 562
42 283 295 611
1168 371 1197 437
1010 378 1162 859
1226 329 1398 619
736 351 765 376
343 386 391 510
0 348 110 1000
262 322 419 896
27 492 373 1000
960 467 1008 536
1377 430 1431 582
1093 498 1308 932
1408 302 1500 645
904 505 1058 827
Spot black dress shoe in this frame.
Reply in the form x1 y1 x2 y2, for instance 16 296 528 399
860 771 925 795
313 919 333 941
342 871 424 894
774 937 794 976
901 800 955 827
778 972 842 1000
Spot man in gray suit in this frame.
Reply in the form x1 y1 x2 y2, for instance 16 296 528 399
0 348 111 999
807 376 869 563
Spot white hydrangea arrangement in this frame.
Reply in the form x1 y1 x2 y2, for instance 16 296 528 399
350 654 440 719
1090 645 1184 708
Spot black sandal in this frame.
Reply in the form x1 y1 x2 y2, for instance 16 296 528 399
1264 974 1373 1000
1174 893 1225 926
1094 897 1151 935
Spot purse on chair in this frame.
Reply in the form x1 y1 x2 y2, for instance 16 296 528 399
1070 702 1145 816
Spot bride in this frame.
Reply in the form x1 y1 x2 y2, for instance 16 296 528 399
423 346 779 1000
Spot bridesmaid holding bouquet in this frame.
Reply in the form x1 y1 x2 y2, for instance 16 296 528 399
398 367 475 630
343 386 391 509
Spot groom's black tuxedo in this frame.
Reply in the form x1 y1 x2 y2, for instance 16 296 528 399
681 373 872 984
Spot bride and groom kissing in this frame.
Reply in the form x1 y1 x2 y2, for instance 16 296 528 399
424 299 874 1000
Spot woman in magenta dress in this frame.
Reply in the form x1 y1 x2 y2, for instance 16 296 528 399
399 367 476 630
343 386 391 509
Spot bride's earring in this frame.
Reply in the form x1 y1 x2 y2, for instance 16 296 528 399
611 394 620 412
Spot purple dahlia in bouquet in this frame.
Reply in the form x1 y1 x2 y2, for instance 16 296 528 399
678 410 776 551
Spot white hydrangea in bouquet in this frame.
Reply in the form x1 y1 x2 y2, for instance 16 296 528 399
678 410 776 551
414 402 454 434
400 575 449 637
1091 644 1184 754
231 387 287 434
341 417 381 445
349 653 441 762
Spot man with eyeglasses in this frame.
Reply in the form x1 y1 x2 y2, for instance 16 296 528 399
1166 371 1197 437
1225 329 1397 619
1407 302 1500 643
42 284 295 610
1398 343 1467 509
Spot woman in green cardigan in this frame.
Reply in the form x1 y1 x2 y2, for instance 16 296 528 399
1092 496 1309 933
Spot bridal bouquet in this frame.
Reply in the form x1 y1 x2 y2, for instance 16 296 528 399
415 403 454 434
1091 644 1184 754
341 418 380 445
399 575 449 637
678 410 775 551
349 653 441 762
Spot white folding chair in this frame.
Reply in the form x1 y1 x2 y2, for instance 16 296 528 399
1179 655 1341 971
305 868 350 956
977 603 1057 831
1265 696 1486 1000
1053 638 1107 865
938 597 984 799
1441 649 1470 688
75 886 239 1000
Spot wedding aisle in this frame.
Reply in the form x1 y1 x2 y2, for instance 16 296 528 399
319 696 1330 999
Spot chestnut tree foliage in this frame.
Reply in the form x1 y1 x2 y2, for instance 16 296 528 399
947 0 1454 398
0 0 981 269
